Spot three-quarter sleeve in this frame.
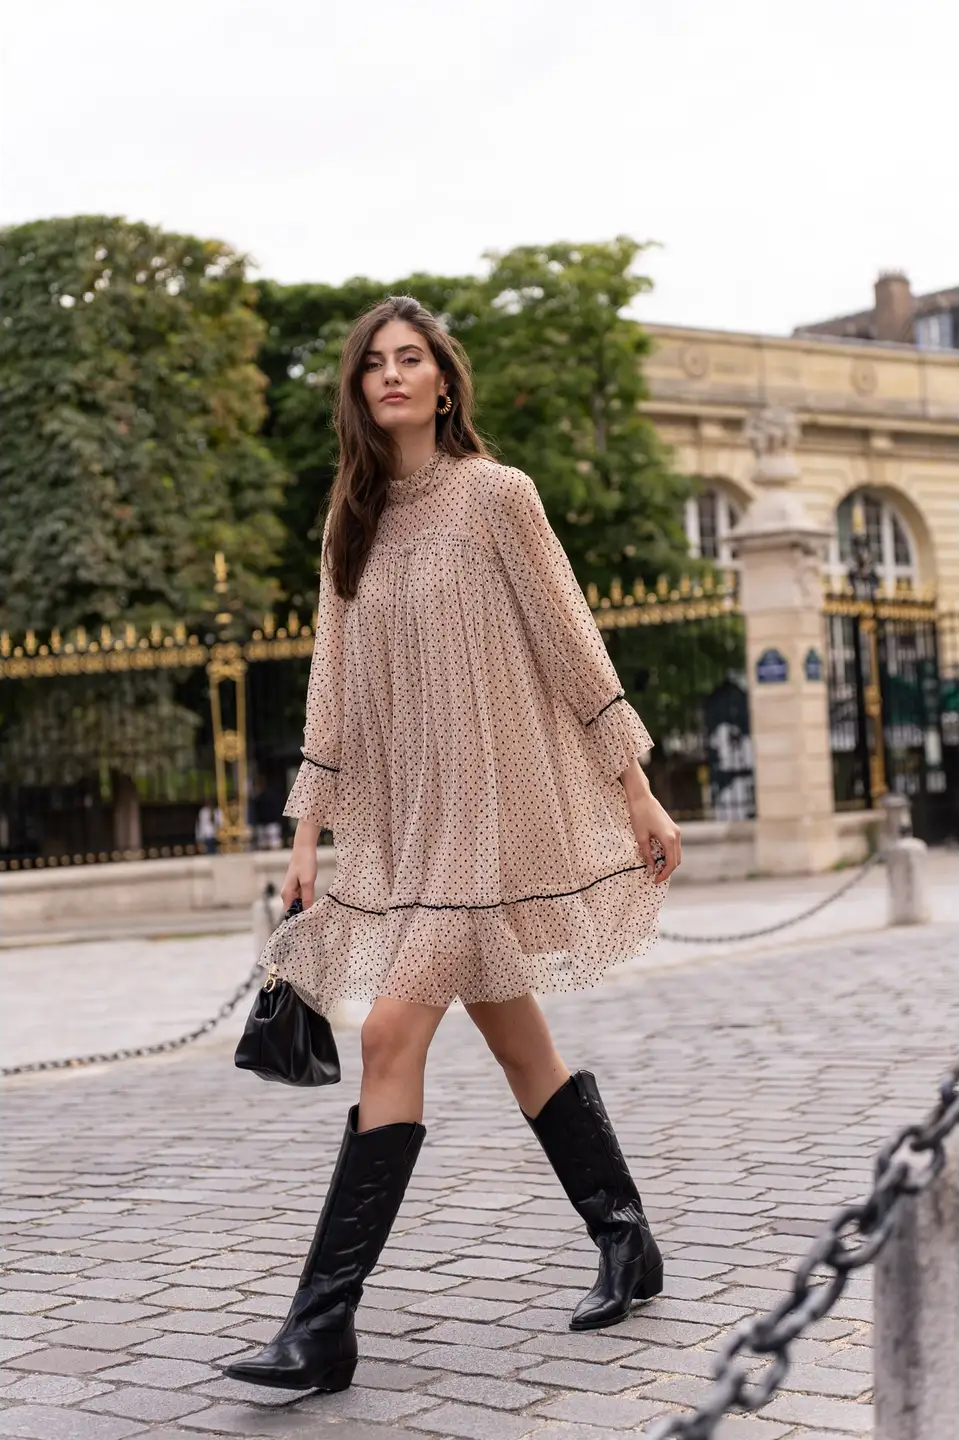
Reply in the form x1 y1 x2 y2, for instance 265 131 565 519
488 466 654 782
283 516 347 827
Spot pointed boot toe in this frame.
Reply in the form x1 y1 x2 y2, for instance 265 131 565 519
224 1343 356 1392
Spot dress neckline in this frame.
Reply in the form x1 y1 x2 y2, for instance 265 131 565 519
389 450 446 502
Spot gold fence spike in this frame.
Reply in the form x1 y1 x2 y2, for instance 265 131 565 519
632 579 646 603
656 575 669 598
0 632 9 658
124 623 136 647
25 630 37 655
586 582 600 608
287 609 299 634
100 624 113 649
50 628 62 653
174 621 186 644
610 578 622 606
150 621 162 646
703 572 714 593
76 626 88 651
679 574 691 595
264 612 276 638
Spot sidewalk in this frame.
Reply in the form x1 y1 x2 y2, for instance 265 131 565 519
2 925 957 1440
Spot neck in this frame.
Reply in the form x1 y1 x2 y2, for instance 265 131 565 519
396 425 439 479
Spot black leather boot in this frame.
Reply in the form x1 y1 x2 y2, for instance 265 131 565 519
524 1070 663 1330
224 1106 425 1390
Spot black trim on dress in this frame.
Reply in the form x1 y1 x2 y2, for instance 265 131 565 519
325 860 650 916
302 755 340 774
584 691 626 727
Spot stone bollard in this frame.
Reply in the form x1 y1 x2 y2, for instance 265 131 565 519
874 1128 959 1440
880 796 932 925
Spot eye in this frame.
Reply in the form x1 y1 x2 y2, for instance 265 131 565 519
402 355 420 365
363 359 380 371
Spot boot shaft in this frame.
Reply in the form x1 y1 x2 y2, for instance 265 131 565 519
298 1107 425 1290
526 1071 642 1212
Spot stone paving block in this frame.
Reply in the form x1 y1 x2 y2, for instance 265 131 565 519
410 1321 529 1349
295 1386 438 1424
49 1279 168 1303
43 1302 162 1325
407 1399 542 1438
406 1294 526 1322
0 1297 57 1317
410 1341 522 1376
148 1314 236 1336
6 1348 116 1376
533 1392 669 1428
172 1401 335 1434
763 1391 872 1431
81 1386 212 1422
514 1331 639 1363
351 1360 441 1391
519 1357 641 1393
0 1404 147 1439
131 1334 247 1362
432 1257 544 1281
366 1270 463 1294
0 1322 65 1343
145 1286 243 1310
1 1373 114 1405
356 1335 431 1364
94 1357 220 1388
425 1371 549 1409
779 1363 870 1399
0 1343 41 1365
443 1279 554 1305
0 1276 79 1295
354 1309 435 1337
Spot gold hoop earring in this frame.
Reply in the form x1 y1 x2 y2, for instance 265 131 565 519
436 394 453 416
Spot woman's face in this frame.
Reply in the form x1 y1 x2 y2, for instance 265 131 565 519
361 320 447 434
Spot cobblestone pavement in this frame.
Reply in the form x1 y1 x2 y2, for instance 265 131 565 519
1 924 957 1440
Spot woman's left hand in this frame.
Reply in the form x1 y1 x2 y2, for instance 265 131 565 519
626 790 682 884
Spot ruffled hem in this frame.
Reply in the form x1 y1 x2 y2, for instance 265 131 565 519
283 754 339 827
585 694 654 782
257 863 668 1016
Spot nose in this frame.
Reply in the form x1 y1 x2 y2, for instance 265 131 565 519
383 355 402 385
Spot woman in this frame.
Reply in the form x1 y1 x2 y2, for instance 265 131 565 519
226 296 681 1395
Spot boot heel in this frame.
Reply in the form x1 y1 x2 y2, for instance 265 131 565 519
318 1357 356 1393
635 1260 663 1301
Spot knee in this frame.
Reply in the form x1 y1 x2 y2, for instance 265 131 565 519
361 1012 422 1079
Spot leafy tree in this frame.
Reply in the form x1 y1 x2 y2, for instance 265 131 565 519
464 237 693 593
0 216 287 634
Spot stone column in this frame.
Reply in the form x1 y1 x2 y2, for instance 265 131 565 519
730 409 838 875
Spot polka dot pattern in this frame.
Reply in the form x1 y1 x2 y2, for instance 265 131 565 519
262 453 668 1014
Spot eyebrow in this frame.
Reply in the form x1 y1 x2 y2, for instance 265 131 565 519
364 343 425 358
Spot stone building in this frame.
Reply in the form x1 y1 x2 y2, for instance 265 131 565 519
641 272 959 607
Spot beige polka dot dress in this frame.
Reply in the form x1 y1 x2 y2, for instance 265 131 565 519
260 452 668 1014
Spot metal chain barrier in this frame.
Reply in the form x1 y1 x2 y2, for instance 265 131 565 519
645 1059 959 1440
660 849 883 945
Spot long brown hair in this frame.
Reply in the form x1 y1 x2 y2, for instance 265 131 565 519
321 295 490 600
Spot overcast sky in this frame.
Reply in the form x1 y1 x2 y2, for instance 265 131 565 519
2 0 955 336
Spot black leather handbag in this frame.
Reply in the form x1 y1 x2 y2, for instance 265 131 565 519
234 898 341 1086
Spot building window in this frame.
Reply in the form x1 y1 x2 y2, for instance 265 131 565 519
685 488 742 565
915 312 955 350
830 491 917 593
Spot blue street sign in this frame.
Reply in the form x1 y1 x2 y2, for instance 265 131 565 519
804 648 823 682
756 648 789 684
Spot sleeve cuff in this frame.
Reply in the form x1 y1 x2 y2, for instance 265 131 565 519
585 693 654 782
283 754 339 827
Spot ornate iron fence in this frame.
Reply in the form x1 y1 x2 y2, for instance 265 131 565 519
0 573 749 870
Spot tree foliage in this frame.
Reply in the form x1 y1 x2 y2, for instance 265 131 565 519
0 216 286 633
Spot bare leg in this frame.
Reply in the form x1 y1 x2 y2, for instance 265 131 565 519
464 993 569 1116
358 996 448 1131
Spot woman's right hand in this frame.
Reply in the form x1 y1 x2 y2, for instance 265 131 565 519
281 822 320 910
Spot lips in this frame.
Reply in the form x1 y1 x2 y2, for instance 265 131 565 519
381 394 408 404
